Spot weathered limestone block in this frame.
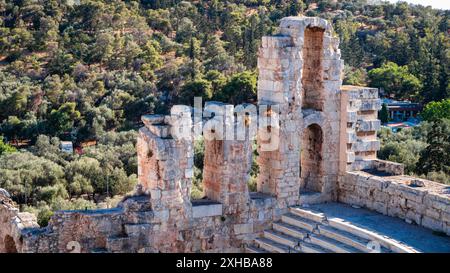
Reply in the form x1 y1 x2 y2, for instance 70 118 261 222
356 120 381 132
352 140 380 152
373 190 390 204
398 186 427 204
359 99 382 111
373 160 404 175
425 208 441 220
367 175 391 191
405 199 426 214
424 194 450 211
405 210 422 225
422 216 444 231
442 211 450 223
347 111 357 122
372 201 388 215
261 36 294 49
347 131 357 143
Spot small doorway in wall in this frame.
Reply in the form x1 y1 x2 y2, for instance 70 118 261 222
4 235 17 253
300 124 323 193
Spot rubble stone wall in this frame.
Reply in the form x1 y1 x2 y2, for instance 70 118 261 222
338 171 450 236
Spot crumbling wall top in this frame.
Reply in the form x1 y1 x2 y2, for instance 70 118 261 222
279 16 334 43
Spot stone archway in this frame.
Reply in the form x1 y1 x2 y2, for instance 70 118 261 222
300 124 323 193
4 235 17 253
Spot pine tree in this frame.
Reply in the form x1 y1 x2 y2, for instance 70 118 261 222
416 119 450 175
379 103 389 124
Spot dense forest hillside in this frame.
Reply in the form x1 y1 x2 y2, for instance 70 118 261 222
0 0 449 225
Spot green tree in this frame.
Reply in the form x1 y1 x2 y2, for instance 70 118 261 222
65 157 101 199
205 70 227 97
47 50 76 76
369 62 423 100
335 19 365 67
140 40 163 77
179 79 213 105
421 99 450 122
0 152 67 205
377 126 428 174
414 29 449 102
217 71 257 104
0 137 16 155
1 87 30 119
0 116 23 142
47 102 81 138
379 103 389 124
343 65 367 86
416 119 450 175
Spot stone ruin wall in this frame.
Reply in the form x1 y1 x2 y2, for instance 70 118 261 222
256 17 342 208
0 16 449 253
338 86 450 236
0 191 39 253
339 171 450 236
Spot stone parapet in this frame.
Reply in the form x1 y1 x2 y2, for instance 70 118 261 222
338 171 450 236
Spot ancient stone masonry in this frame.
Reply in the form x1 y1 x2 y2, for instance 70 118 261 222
0 191 39 253
338 172 450 236
1 16 449 253
339 86 382 172
257 17 342 208
201 102 253 216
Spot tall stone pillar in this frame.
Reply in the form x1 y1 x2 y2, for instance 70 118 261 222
202 102 252 216
137 106 194 223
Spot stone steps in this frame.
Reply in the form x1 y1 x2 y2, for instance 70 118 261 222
317 225 389 253
289 207 326 223
308 234 362 253
281 213 318 232
249 206 420 253
245 245 268 253
264 230 301 249
298 241 331 253
272 222 309 240
327 218 417 253
254 237 296 253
